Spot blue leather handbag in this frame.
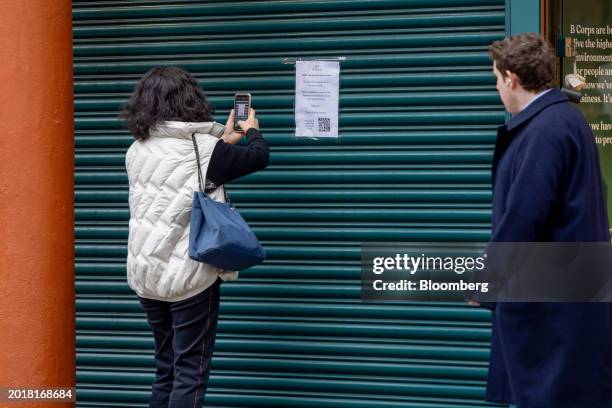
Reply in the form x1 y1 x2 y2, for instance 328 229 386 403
188 133 266 270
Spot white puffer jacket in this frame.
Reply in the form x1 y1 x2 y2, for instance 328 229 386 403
125 121 238 302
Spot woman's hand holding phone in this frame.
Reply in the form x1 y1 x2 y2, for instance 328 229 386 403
237 108 258 132
222 109 244 145
222 108 258 145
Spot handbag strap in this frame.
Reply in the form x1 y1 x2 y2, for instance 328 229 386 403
191 132 231 203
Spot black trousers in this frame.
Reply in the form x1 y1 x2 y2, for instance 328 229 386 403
138 279 221 408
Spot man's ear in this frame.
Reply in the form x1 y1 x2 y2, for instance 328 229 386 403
504 70 520 88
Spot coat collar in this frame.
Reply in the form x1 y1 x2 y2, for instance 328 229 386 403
506 88 568 132
149 121 225 140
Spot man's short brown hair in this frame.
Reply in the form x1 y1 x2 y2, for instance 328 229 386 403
489 33 557 92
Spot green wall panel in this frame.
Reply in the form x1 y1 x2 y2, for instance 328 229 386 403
73 1 506 406
506 0 540 35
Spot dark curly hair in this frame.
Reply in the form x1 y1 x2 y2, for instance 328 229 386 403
119 67 214 141
489 33 557 92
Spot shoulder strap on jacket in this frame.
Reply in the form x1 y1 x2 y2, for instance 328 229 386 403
191 132 230 203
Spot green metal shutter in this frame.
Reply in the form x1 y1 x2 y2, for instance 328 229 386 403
73 1 505 407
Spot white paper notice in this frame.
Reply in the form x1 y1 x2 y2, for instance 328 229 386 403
295 60 340 137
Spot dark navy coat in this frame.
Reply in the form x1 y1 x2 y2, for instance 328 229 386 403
486 89 612 407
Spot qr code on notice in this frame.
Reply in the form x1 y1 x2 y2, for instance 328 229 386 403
318 117 331 132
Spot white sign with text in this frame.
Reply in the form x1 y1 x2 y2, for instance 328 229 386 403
294 60 340 137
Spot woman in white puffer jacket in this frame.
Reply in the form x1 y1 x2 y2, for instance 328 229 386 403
121 67 268 408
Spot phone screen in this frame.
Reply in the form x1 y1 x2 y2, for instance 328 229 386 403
234 93 251 130
236 100 248 118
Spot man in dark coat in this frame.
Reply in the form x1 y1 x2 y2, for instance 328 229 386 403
478 33 612 408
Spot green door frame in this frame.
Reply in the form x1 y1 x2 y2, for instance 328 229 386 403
502 0 543 124
506 0 541 35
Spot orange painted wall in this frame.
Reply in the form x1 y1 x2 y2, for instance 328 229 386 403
0 1 75 407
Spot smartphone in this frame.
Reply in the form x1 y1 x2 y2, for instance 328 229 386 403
233 92 251 131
